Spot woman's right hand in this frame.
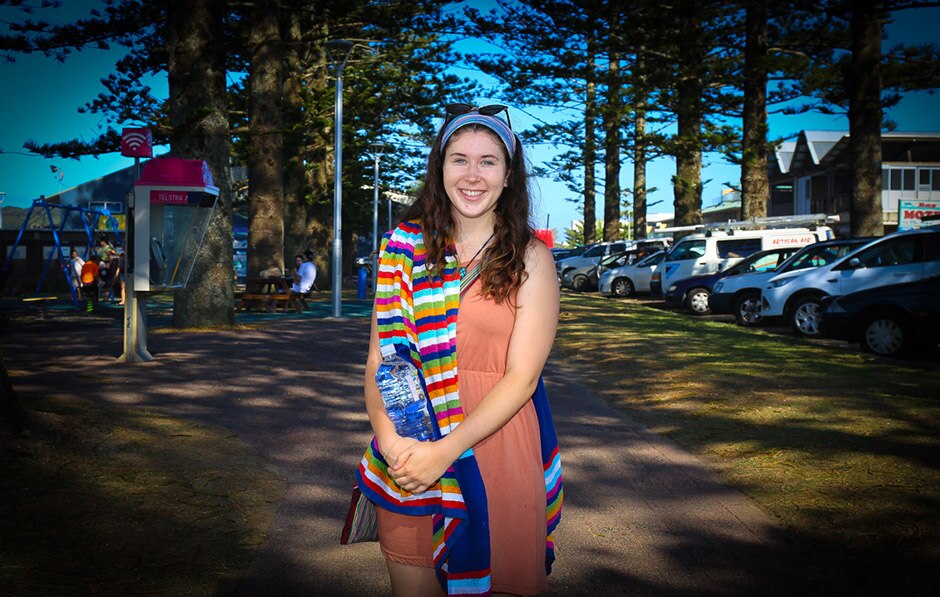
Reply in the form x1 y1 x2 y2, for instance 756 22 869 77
382 435 418 467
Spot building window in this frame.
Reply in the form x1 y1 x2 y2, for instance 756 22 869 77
933 169 940 192
890 169 901 190
903 168 915 191
885 167 918 192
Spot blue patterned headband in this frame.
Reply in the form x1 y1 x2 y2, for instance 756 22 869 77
440 112 517 160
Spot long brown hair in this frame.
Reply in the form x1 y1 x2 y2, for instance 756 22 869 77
402 122 533 304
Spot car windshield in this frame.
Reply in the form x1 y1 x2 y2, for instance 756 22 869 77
583 244 606 257
780 241 866 272
725 249 797 274
599 252 625 267
636 251 665 267
721 250 769 274
667 239 706 261
566 246 587 257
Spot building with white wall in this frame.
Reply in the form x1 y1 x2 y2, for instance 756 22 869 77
768 130 940 235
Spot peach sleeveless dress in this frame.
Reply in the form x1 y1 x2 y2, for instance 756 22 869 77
376 279 549 595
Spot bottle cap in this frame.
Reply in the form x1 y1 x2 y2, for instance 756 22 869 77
380 343 397 358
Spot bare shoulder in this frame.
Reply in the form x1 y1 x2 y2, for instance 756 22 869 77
523 239 555 275
520 239 559 306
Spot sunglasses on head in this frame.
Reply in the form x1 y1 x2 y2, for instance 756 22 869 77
444 103 512 130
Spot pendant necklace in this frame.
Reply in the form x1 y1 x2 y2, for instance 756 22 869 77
458 232 495 277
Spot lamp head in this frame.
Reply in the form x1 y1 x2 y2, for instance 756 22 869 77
326 39 355 71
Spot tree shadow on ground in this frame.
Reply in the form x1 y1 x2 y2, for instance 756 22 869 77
1 313 893 595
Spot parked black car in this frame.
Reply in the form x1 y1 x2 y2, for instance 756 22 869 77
662 247 801 315
820 276 940 358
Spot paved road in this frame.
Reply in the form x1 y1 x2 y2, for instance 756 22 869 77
3 316 846 595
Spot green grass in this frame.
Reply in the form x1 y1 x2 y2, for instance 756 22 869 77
554 292 940 596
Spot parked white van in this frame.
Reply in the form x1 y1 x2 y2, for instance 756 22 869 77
658 225 834 294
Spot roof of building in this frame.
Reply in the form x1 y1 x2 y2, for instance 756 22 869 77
45 161 139 208
772 130 940 179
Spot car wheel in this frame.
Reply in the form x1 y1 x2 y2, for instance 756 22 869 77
685 287 712 315
733 292 763 326
857 311 911 357
612 277 634 297
572 274 589 292
790 295 824 338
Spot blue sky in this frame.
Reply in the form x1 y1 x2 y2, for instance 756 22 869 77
1 3 939 237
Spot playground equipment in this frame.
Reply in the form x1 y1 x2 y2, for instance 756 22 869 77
2 198 123 305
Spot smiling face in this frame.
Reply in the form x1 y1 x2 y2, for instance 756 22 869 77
442 128 509 227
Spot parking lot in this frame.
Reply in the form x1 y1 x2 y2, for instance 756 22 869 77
552 289 940 596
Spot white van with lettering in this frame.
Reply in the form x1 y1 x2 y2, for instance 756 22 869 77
658 227 833 294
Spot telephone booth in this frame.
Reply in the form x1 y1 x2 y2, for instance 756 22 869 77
132 158 219 291
121 158 218 362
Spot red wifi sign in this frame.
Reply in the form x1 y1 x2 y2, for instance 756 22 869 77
121 127 153 158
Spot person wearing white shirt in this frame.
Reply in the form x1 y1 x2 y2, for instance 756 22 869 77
292 250 317 294
70 248 85 299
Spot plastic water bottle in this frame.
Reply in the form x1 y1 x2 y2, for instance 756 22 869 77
375 345 434 442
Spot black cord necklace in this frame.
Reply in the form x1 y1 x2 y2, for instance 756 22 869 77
458 232 495 277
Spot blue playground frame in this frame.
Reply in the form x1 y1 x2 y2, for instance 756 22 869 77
2 198 123 305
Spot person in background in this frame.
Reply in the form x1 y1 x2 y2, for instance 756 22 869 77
80 254 100 312
96 236 117 300
291 250 317 294
69 248 85 300
111 247 126 305
290 254 303 279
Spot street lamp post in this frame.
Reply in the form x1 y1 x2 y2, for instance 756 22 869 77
326 39 354 318
370 142 385 286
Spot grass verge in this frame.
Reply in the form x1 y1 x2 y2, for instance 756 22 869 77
553 292 940 596
0 394 287 596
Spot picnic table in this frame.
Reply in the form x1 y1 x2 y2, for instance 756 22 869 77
237 276 308 313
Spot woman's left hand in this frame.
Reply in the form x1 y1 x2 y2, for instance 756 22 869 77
389 441 452 494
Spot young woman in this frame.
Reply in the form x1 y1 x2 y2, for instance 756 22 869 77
356 105 563 596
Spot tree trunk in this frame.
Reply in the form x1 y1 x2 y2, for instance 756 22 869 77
673 5 704 227
741 0 769 220
633 111 647 239
305 37 333 289
633 50 648 240
168 0 234 327
603 52 621 242
247 0 285 278
583 44 597 245
282 1 308 265
848 1 884 237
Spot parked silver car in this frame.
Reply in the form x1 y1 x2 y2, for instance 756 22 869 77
556 241 630 285
599 250 667 297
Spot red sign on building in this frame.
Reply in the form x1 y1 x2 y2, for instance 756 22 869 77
121 127 153 158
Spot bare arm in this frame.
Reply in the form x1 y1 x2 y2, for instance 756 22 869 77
364 308 418 464
390 241 559 493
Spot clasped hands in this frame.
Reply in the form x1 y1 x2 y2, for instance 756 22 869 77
384 436 451 495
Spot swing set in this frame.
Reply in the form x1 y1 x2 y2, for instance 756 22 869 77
2 197 123 305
